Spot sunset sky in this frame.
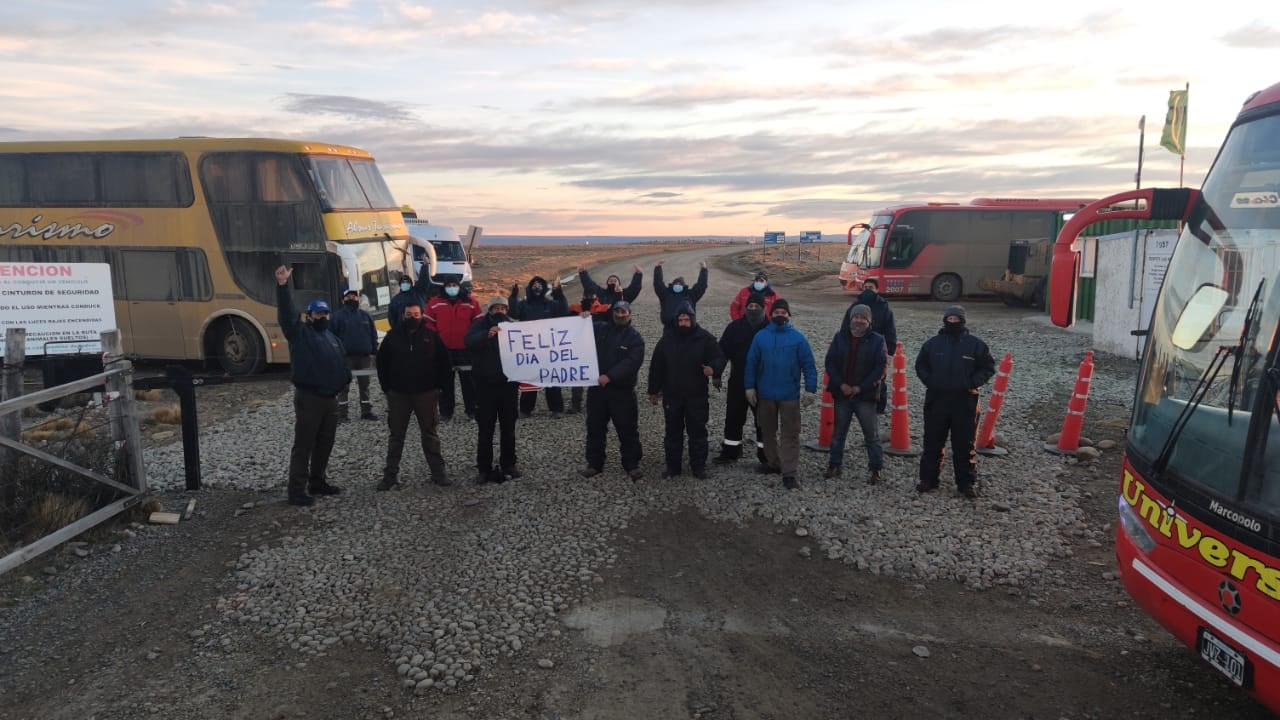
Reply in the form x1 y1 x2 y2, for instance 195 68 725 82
1 0 1275 237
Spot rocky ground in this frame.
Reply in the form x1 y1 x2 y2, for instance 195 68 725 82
0 244 1273 719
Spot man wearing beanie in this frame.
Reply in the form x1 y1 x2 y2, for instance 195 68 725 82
647 301 725 479
743 297 818 490
914 305 996 499
464 296 522 483
824 303 888 483
581 300 646 481
713 291 769 464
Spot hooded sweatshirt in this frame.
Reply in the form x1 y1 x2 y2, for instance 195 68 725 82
509 275 569 321
647 302 726 398
652 265 708 327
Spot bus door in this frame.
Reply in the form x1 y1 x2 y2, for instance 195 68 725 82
120 249 187 359
881 223 920 294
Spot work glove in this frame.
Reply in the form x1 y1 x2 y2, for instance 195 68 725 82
801 391 817 408
712 377 722 391
744 389 757 407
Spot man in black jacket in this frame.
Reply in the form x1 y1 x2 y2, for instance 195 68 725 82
581 301 646 481
331 287 379 422
275 265 351 507
578 263 643 321
648 302 726 479
845 278 898 413
509 275 571 418
713 293 768 465
914 305 996 499
465 296 521 482
375 298 453 491
652 260 708 328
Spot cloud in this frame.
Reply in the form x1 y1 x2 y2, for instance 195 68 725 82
312 0 352 7
640 191 682 198
396 1 433 22
279 93 419 123
166 0 242 19
560 58 634 71
1219 23 1280 48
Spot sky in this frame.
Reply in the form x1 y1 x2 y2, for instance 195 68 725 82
1 1 1276 238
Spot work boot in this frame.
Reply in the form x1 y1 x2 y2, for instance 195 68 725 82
288 492 315 507
440 414 453 424
376 476 398 492
782 476 800 490
309 481 343 496
692 467 709 480
579 467 602 478
360 406 377 421
867 468 882 485
712 447 740 465
824 464 841 479
519 411 533 420
755 462 781 475
430 466 452 487
550 411 563 419
628 468 644 482
661 467 681 479
915 481 938 494
502 467 522 481
959 484 978 499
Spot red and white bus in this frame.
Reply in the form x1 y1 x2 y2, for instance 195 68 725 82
1052 80 1280 711
839 198 1093 302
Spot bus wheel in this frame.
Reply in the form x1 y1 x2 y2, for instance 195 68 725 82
214 318 265 375
931 274 962 302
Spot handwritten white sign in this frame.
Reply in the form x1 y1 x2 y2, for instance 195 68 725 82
0 262 116 356
499 315 599 387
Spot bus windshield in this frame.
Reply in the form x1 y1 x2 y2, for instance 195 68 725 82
1131 110 1280 517
846 225 871 264
860 220 891 268
306 156 398 211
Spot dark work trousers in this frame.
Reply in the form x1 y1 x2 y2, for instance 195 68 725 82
383 390 445 483
339 355 372 418
440 349 477 420
919 389 980 490
721 377 765 461
585 385 642 471
519 386 565 415
475 380 519 472
289 390 339 494
663 395 710 472
570 386 584 412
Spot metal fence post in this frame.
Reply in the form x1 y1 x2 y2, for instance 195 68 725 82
1 327 26 511
167 365 201 491
103 330 147 493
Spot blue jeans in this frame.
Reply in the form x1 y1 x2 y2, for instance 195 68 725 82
829 397 883 469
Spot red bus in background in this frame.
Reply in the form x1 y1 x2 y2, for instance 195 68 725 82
838 198 1093 303
1051 80 1280 712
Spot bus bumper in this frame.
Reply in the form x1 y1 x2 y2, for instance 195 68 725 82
1116 525 1280 711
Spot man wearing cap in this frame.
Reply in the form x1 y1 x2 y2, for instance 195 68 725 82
647 301 725 479
465 296 521 482
729 271 778 321
914 305 996 499
274 265 351 506
824 304 888 483
713 292 769 465
652 259 709 328
744 298 818 490
425 278 484 422
845 278 897 414
578 263 643 321
581 301 646 481
375 296 453 490
331 287 378 422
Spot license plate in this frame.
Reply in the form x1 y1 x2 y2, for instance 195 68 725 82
1198 627 1249 687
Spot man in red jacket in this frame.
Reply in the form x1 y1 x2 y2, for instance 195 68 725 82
425 279 484 422
729 270 778 321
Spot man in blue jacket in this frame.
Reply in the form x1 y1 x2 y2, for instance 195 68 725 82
914 305 996 499
824 304 888 483
744 298 818 490
652 260 708 328
331 287 379 422
581 301 646 481
275 265 351 506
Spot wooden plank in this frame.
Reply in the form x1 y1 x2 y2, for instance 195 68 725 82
0 434 140 496
182 498 197 520
103 330 147 493
1 328 25 507
148 512 181 525
0 370 116 417
0 495 140 576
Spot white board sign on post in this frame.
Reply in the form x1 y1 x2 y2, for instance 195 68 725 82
0 262 116 356
498 315 600 387
1138 230 1178 355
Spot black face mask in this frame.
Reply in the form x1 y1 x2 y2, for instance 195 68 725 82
607 283 619 292
858 289 877 304
311 317 329 332
677 323 693 335
744 308 765 326
402 317 421 331
491 312 508 323
530 286 545 297
943 320 965 334
771 316 787 326
344 299 359 309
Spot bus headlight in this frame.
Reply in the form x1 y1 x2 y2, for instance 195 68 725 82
1118 496 1157 554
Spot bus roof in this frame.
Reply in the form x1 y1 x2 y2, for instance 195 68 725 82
0 137 375 159
868 197 1095 216
1242 80 1280 113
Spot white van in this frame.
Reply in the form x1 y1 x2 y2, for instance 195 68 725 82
405 219 474 290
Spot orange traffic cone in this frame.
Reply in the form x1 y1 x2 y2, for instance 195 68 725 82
804 371 835 452
976 352 1013 457
884 341 920 457
1045 351 1094 455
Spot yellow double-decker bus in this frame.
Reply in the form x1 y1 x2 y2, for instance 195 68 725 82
0 138 438 374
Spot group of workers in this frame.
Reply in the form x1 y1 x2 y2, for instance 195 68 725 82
272 261 996 507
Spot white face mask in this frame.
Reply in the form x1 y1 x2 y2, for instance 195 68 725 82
752 280 766 291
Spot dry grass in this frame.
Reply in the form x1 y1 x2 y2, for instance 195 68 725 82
152 405 182 425
134 389 165 402
24 493 90 541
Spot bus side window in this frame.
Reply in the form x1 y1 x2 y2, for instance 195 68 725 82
885 226 914 268
121 250 182 302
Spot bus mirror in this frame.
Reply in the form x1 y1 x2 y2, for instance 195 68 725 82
1171 285 1229 350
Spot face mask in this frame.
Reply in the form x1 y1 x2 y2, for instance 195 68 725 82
311 317 329 332
858 289 877 303
607 283 619 292
491 312 508 323
672 284 684 294
402 317 421 331
944 320 965 333
400 282 411 293
344 299 359 309
771 316 787 326
744 308 765 326
613 315 631 327
445 286 460 297
677 323 693 335
850 319 869 337
752 281 766 291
